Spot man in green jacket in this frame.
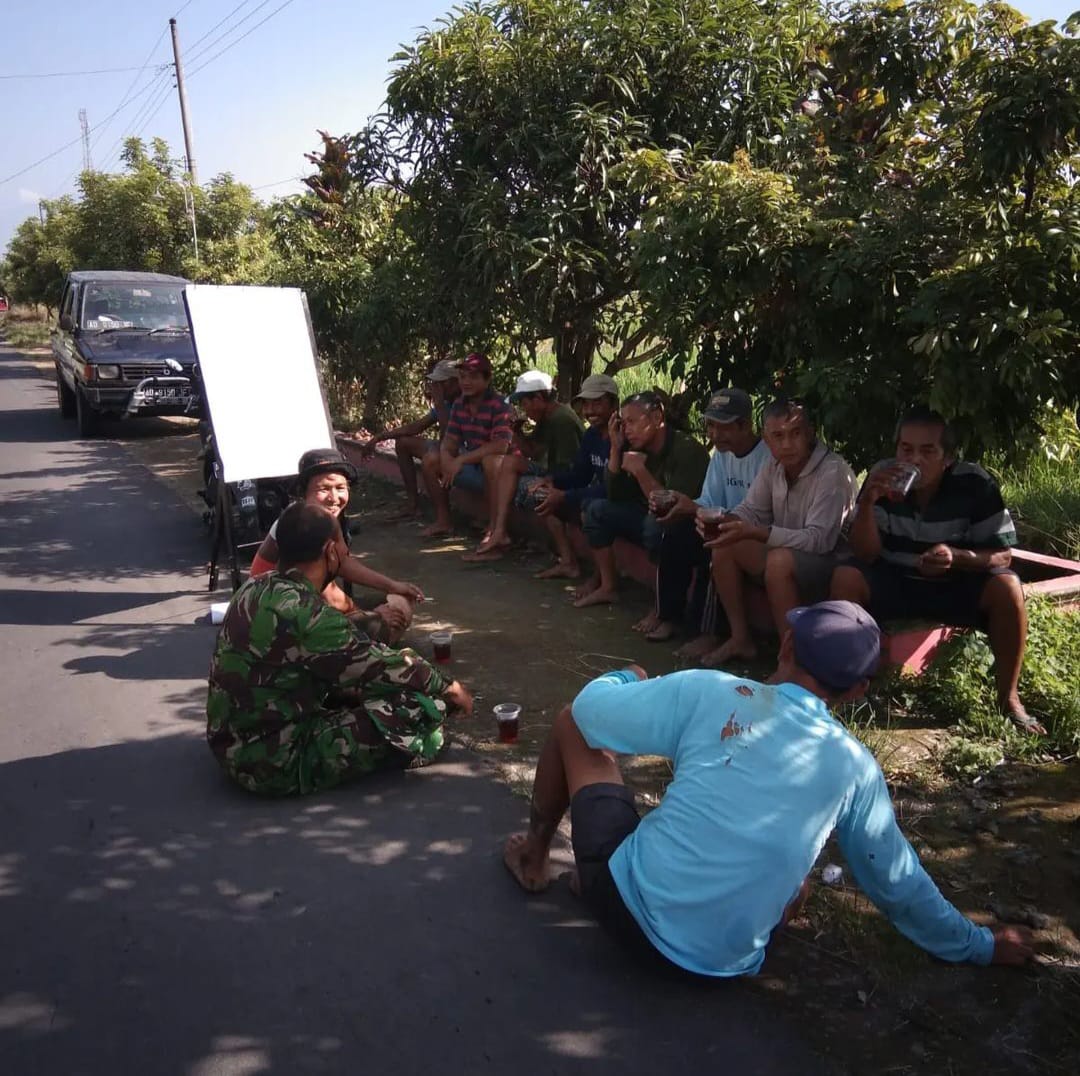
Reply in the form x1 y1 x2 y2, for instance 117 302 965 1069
206 502 473 795
574 391 709 608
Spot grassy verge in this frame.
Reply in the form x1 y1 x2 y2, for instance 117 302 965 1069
999 452 1080 561
0 305 52 351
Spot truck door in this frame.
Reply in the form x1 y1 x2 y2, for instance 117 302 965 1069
54 282 78 380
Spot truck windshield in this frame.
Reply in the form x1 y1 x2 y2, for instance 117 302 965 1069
80 283 188 331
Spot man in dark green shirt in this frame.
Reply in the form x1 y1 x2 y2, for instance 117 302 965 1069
465 369 584 562
574 391 709 607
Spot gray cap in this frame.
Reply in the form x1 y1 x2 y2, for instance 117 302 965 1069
704 387 752 423
426 359 460 383
574 373 619 400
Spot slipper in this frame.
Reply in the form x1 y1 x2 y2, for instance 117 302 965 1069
1008 709 1047 736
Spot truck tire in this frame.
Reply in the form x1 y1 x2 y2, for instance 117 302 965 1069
56 366 76 418
75 386 98 437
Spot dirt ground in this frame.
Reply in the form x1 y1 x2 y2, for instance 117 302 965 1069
20 346 1080 1075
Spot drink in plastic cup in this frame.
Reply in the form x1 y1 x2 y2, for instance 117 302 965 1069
697 506 728 542
650 489 678 515
875 459 921 500
494 703 521 744
210 601 229 625
431 630 452 664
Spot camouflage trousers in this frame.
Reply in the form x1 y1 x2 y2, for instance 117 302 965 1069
225 686 446 797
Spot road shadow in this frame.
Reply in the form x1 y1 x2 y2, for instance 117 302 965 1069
0 739 824 1076
0 590 195 627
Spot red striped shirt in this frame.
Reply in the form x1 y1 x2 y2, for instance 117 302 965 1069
445 388 514 449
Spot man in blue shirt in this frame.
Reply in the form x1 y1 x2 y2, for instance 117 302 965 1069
529 374 619 580
636 387 770 644
503 600 1033 978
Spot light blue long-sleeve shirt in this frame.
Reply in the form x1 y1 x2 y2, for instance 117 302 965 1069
571 669 994 977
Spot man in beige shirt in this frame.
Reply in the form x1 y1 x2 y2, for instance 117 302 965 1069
700 398 858 664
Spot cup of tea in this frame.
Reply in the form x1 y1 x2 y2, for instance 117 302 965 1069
650 489 678 515
875 459 920 500
697 506 728 542
431 630 452 664
494 703 521 744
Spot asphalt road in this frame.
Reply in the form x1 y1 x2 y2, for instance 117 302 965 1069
0 342 827 1075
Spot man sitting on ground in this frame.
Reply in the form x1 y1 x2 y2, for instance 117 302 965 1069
531 374 619 580
208 503 473 796
831 406 1042 735
574 391 709 608
420 353 515 539
463 369 584 563
357 359 461 518
249 448 423 644
638 387 770 644
503 600 1033 978
702 397 858 664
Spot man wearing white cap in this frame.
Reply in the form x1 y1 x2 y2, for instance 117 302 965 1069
464 369 584 562
357 359 461 517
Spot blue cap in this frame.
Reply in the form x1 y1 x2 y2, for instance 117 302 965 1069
786 601 881 691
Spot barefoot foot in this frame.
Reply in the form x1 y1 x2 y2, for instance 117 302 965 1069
503 833 550 893
677 634 718 660
535 560 581 580
632 611 661 634
572 576 601 602
573 587 618 609
645 621 677 642
420 522 453 538
701 637 758 666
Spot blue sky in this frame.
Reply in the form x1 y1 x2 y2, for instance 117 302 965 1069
2 0 1077 253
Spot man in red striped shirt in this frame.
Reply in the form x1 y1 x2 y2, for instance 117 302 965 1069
421 353 515 538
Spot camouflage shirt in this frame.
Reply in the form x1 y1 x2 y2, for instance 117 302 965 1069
206 570 448 794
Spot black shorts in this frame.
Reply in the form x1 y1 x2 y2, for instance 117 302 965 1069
853 560 1018 627
570 783 695 979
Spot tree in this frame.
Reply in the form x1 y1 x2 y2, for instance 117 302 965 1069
2 198 78 313
347 0 819 397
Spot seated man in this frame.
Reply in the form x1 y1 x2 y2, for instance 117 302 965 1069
639 387 770 644
208 503 473 796
250 448 423 644
574 391 709 608
702 397 858 663
503 601 1033 978
532 374 619 580
420 353 514 539
831 407 1042 735
357 359 461 518
463 369 584 562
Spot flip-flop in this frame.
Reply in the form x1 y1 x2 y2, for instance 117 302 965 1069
1008 709 1047 736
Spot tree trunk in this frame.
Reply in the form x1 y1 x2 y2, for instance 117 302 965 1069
553 323 598 401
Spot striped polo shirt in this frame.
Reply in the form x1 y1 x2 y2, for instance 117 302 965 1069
873 460 1016 572
445 388 514 451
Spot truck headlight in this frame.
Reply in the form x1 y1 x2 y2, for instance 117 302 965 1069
94 364 121 380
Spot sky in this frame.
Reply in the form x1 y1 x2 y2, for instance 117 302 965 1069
2 0 1078 254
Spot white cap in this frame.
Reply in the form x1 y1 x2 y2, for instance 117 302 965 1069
511 369 554 399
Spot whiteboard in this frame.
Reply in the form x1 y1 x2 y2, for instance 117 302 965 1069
184 285 335 483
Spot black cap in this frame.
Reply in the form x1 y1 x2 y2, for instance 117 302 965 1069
296 448 358 487
704 388 753 423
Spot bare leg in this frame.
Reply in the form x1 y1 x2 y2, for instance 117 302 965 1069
830 564 871 605
535 514 580 578
702 540 766 664
477 456 524 552
573 546 619 607
981 573 1043 734
420 453 453 537
763 547 804 638
503 706 624 892
393 435 429 515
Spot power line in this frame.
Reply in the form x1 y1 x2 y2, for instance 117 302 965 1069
185 0 276 69
1 75 169 188
97 68 175 174
0 66 149 80
187 0 299 79
185 0 259 56
251 176 303 190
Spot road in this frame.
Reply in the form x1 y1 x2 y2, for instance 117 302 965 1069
0 341 828 1075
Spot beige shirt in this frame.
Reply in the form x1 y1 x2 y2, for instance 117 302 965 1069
733 441 858 555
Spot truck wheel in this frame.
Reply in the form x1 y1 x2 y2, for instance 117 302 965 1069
75 387 98 437
56 367 76 418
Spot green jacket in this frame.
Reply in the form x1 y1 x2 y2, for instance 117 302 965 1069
607 427 710 507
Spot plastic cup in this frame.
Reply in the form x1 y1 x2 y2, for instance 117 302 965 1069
650 489 678 515
494 703 521 744
431 630 452 664
210 601 229 625
875 459 921 500
697 506 728 542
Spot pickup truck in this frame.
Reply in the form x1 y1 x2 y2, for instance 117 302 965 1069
51 270 197 436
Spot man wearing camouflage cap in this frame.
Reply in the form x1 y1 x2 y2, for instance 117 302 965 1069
207 502 473 795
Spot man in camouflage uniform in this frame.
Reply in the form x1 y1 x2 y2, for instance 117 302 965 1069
207 502 473 795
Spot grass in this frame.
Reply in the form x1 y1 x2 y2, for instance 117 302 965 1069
997 452 1080 561
0 305 52 352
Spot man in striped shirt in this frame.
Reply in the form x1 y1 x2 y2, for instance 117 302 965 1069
831 407 1042 735
420 353 515 538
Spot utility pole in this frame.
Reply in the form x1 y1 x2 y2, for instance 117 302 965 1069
79 109 93 172
169 17 198 184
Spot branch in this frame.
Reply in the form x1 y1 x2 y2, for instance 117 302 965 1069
603 340 666 375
